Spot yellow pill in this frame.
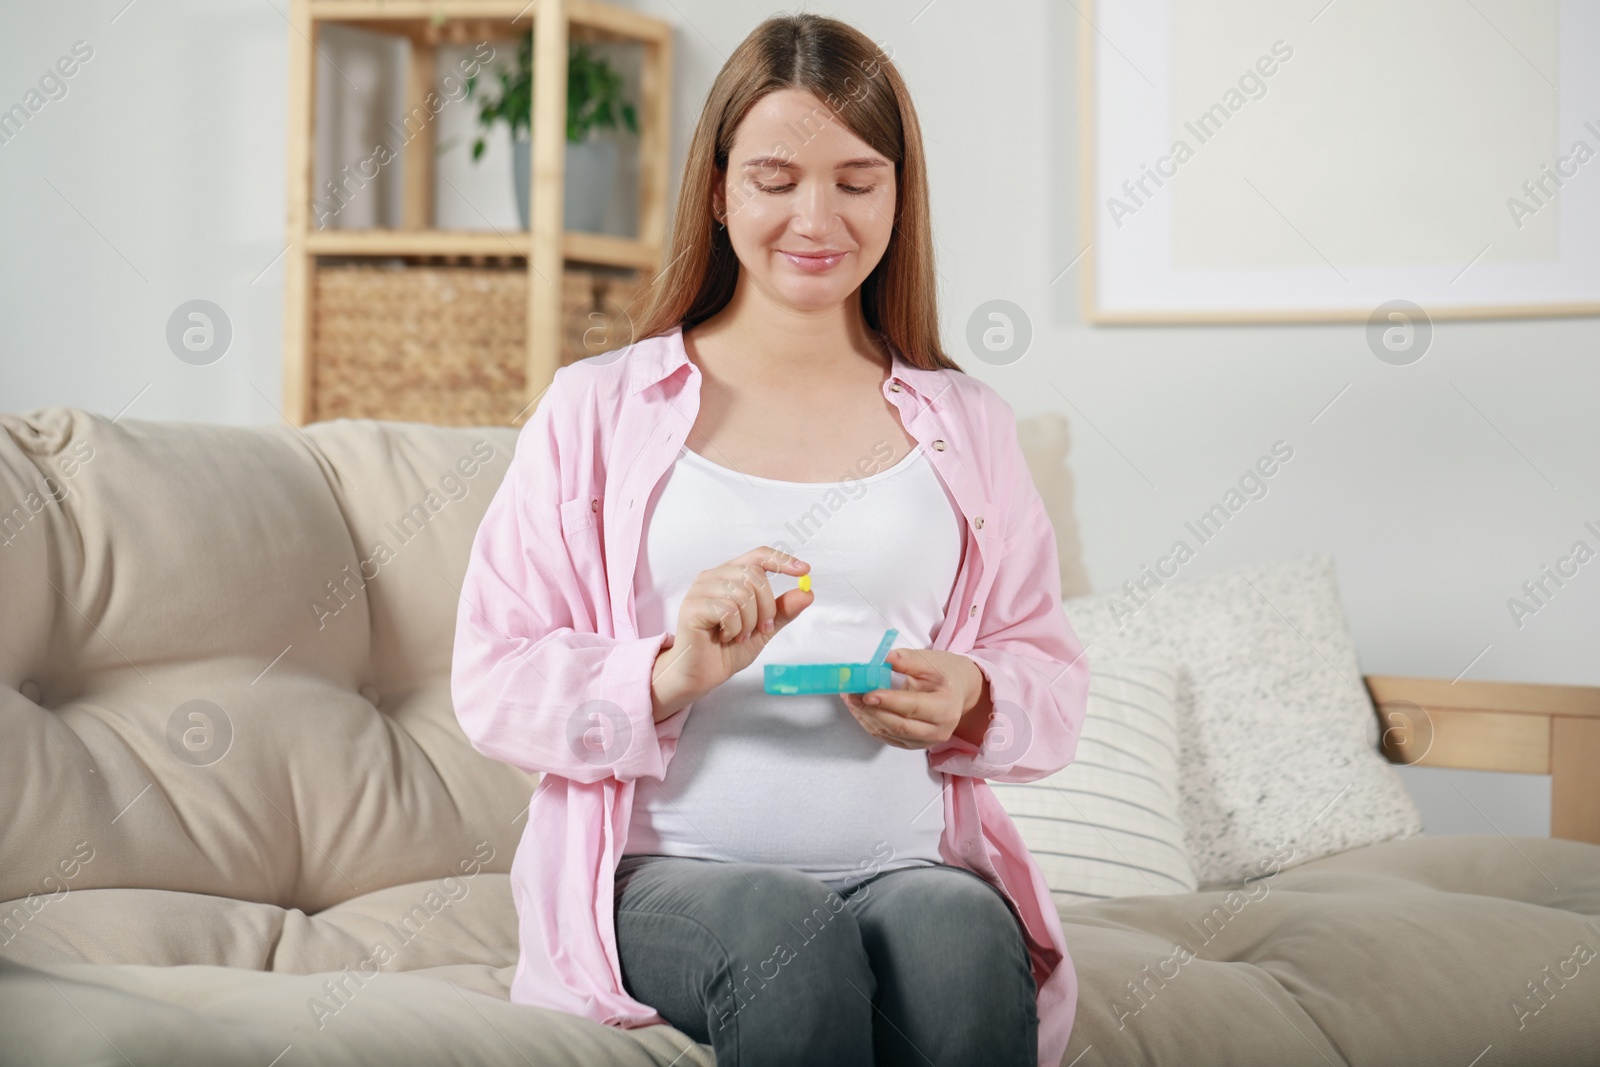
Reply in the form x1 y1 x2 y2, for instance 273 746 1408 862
798 574 811 593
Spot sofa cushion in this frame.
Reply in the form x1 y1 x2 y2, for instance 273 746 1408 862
991 658 1197 905
1062 552 1424 886
299 418 519 690
0 408 531 921
1059 834 1600 1066
4 835 1596 1066
1015 412 1091 599
0 954 711 1066
1 865 514 975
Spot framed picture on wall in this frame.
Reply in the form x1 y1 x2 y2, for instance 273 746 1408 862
1079 0 1600 323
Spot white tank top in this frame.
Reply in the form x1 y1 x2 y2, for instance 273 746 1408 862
625 441 965 891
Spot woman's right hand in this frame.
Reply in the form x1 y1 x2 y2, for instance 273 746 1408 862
650 546 813 722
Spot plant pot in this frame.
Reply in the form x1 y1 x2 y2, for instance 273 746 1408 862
512 132 619 233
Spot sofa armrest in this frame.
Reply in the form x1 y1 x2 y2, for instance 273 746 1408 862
1364 674 1600 846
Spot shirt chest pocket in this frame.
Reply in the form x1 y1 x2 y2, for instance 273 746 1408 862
558 495 606 593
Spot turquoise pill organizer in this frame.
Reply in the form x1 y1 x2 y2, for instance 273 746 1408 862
763 629 898 695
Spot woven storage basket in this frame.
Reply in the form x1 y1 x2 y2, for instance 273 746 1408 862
311 263 645 426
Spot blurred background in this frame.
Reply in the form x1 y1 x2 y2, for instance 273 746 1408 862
2 0 1596 837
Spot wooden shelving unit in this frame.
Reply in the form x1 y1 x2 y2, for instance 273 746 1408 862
281 0 673 426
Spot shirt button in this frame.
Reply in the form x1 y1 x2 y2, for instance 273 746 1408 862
933 439 946 451
590 499 599 512
889 382 902 392
974 516 984 529
970 604 978 617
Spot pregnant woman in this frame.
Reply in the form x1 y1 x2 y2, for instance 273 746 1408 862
452 13 1089 1067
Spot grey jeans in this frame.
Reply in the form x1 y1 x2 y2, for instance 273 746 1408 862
612 854 1039 1067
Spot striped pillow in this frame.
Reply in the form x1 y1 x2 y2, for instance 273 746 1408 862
990 659 1197 907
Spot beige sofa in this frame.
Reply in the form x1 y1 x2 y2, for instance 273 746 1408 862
3 405 1597 1067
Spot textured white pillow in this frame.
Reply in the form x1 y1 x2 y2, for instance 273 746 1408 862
991 658 1198 906
1061 552 1423 887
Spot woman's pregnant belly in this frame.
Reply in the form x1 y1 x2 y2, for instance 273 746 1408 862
625 673 947 890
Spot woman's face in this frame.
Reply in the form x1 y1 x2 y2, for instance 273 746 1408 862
713 88 896 315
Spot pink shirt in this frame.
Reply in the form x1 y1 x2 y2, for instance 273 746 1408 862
451 324 1091 1066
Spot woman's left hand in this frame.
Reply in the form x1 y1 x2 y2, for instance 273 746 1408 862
842 648 987 750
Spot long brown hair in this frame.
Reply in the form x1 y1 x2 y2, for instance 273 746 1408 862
630 13 961 373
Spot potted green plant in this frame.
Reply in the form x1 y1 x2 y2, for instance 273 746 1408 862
465 34 639 233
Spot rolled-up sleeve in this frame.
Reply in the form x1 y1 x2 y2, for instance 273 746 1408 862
927 404 1090 784
450 371 679 785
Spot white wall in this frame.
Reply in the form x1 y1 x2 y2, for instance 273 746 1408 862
1 0 293 424
3 0 1596 835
